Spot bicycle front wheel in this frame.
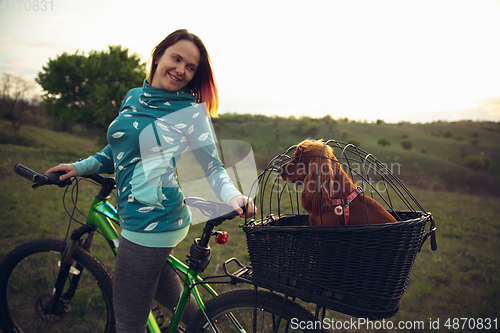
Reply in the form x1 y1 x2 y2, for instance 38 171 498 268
0 238 115 333
185 289 327 333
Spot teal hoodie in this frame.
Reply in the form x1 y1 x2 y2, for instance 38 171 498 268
73 79 241 235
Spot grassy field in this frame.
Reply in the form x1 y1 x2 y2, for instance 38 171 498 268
1 119 499 332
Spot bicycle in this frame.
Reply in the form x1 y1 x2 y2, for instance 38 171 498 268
0 164 323 333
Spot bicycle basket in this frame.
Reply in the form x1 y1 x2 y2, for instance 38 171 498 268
242 139 437 319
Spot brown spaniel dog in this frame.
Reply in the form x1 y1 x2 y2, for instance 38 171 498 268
279 140 397 226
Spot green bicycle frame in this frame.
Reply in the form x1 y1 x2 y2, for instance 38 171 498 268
85 195 231 333
87 197 121 254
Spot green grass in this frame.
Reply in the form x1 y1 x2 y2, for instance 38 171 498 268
358 189 500 331
1 119 499 332
0 122 115 268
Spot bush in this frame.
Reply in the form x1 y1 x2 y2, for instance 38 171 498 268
437 167 499 195
443 129 453 138
377 138 391 146
463 155 491 171
71 124 82 135
346 139 360 147
400 139 413 150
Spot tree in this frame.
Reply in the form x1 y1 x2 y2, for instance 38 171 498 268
0 73 38 134
322 115 336 132
36 45 146 129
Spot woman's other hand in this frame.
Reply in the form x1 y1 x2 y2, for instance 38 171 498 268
230 196 256 218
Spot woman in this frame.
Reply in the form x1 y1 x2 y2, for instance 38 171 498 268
46 29 255 332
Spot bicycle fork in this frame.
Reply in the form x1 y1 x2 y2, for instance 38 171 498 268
164 242 246 333
47 224 96 315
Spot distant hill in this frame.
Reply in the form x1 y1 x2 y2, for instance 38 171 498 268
2 116 499 196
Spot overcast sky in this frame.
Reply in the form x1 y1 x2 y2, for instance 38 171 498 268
1 0 499 123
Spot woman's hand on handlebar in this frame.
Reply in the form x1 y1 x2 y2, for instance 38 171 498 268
45 164 77 182
230 195 256 218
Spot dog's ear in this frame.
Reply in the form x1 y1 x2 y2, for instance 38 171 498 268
301 149 335 212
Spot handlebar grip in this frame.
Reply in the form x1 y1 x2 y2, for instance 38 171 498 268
237 204 247 217
45 171 67 184
219 204 247 221
14 164 39 182
184 197 248 222
14 164 70 187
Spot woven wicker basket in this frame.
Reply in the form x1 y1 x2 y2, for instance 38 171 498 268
241 140 437 319
243 212 434 319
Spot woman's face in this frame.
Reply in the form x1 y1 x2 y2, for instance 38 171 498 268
151 40 200 92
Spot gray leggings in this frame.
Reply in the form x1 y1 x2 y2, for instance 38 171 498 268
113 237 198 333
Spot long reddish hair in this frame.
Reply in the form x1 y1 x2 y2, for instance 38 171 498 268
149 29 219 117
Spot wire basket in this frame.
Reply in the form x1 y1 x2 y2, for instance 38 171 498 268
242 140 437 319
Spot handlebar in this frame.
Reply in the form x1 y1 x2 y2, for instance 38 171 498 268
184 197 247 249
14 164 116 198
14 164 72 188
14 163 247 273
14 165 246 223
184 197 246 223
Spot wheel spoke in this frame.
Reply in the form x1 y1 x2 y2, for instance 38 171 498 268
186 290 323 333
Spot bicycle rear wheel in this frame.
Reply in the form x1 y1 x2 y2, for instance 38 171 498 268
0 238 115 333
185 289 326 333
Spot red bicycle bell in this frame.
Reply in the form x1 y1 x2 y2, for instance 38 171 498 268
215 231 228 244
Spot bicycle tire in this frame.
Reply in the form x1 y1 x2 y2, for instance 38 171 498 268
0 238 115 333
185 289 327 333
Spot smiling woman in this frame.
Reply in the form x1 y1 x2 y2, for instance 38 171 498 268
41 28 256 333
